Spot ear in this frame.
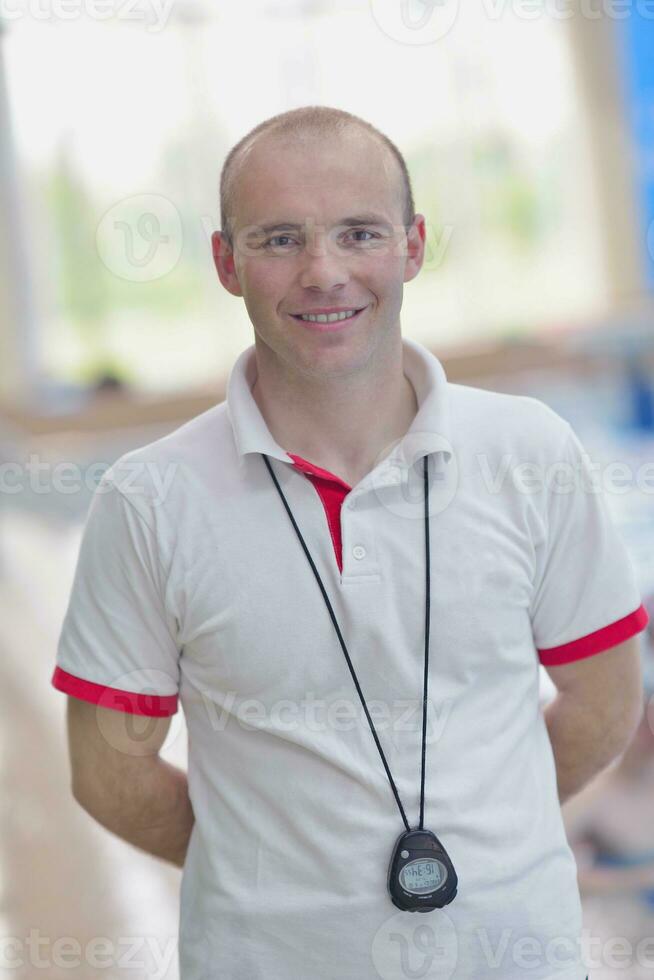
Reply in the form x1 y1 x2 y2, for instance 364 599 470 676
402 214 427 285
212 230 243 298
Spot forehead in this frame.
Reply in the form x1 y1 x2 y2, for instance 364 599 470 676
231 129 404 229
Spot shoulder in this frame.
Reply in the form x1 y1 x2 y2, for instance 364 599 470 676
446 382 571 461
99 400 233 520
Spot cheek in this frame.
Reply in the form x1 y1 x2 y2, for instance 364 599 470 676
361 244 405 283
241 260 289 308
361 257 403 306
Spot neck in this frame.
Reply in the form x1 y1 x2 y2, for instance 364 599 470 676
250 337 418 488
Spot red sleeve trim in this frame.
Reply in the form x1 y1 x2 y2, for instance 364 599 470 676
538 603 650 666
51 666 179 717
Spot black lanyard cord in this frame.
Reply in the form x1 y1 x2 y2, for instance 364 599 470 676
420 453 430 831
262 453 432 834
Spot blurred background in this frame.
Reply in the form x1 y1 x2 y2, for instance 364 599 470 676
1 1 654 977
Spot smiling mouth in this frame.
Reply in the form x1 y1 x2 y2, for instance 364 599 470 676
290 307 366 324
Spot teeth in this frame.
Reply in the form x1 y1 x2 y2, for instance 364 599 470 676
298 309 358 323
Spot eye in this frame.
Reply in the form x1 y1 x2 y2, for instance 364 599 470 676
346 229 379 243
264 235 297 248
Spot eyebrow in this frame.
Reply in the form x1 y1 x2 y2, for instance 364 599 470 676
245 213 395 240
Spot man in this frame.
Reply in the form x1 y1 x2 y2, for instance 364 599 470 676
52 106 648 980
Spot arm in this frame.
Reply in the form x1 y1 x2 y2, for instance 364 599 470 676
576 859 654 896
67 696 195 868
543 636 644 806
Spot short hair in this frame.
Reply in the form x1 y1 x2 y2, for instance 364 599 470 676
219 105 415 249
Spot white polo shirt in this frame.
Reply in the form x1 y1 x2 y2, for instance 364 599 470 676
52 336 648 980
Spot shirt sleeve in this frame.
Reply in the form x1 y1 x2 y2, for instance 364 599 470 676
51 476 181 716
529 421 649 666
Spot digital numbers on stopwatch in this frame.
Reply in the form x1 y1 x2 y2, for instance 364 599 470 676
398 859 447 895
389 828 458 911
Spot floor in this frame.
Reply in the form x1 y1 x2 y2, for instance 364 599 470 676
0 507 184 980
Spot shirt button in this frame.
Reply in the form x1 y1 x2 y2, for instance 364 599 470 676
352 545 366 560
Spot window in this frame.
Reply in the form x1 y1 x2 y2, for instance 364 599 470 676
3 1 608 393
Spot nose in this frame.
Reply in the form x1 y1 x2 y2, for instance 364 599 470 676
298 230 350 292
